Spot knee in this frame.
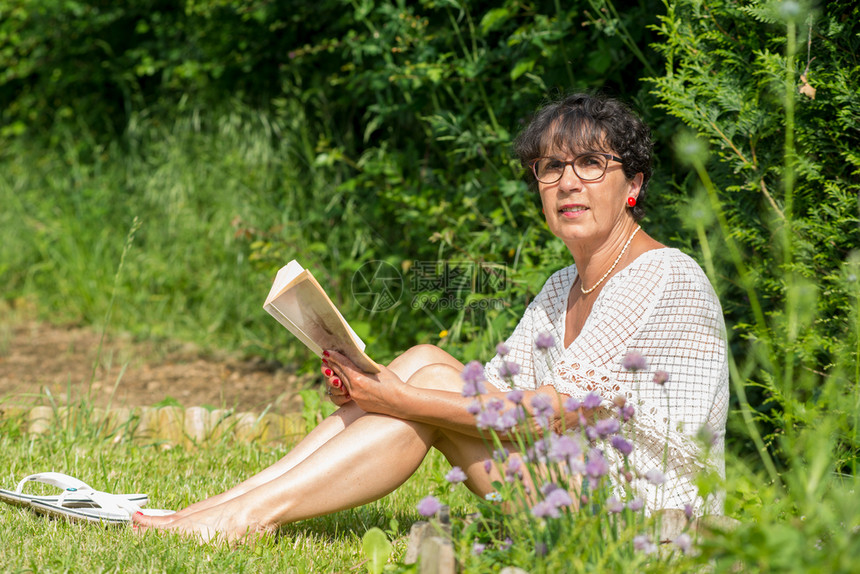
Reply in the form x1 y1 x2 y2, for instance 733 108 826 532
407 363 464 392
403 344 448 363
389 344 463 381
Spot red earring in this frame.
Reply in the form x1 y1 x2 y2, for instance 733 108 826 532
627 197 637 207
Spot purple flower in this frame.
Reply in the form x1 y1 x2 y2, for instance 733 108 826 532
498 360 520 378
627 498 644 512
500 537 513 551
462 378 487 398
684 503 694 521
594 417 620 438
564 397 582 412
483 459 492 473
531 500 557 519
540 482 561 496
486 397 505 412
532 483 572 519
633 534 657 554
461 360 485 385
496 343 510 356
620 404 635 422
494 409 519 432
506 389 524 404
530 394 555 418
535 332 555 350
645 469 666 485
610 435 634 457
445 466 467 483
582 392 602 410
460 361 487 397
466 400 481 415
545 487 572 509
512 405 526 422
529 442 547 464
585 449 609 479
504 457 523 482
493 447 509 462
416 495 442 517
653 370 669 386
472 541 486 555
621 351 647 372
568 457 586 474
606 496 624 513
476 408 500 429
674 533 692 554
549 433 582 463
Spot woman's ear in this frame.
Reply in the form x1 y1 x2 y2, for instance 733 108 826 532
629 172 644 200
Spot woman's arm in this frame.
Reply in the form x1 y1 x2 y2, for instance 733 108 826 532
325 350 572 440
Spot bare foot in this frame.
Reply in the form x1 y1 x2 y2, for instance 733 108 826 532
133 505 276 545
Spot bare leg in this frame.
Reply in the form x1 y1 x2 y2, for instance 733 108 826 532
134 361 502 543
155 345 463 519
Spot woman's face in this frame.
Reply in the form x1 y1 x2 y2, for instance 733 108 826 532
536 145 642 250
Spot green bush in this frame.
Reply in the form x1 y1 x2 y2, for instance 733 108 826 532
648 0 860 462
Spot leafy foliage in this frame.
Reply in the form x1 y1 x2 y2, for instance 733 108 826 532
648 0 860 459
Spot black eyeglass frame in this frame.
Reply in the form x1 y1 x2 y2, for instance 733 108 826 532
528 153 624 184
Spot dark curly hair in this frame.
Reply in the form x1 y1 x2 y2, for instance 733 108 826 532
513 93 653 221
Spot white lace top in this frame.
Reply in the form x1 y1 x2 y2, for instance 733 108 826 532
484 248 729 515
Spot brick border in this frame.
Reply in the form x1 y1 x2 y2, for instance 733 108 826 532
1 405 306 446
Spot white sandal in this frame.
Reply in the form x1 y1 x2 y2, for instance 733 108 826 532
1 472 173 525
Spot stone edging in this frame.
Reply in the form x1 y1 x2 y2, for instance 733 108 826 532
1 405 306 446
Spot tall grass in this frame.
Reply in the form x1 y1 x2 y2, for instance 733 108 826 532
0 103 313 362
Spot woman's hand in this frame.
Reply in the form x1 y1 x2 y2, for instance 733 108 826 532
320 357 353 407
323 350 406 415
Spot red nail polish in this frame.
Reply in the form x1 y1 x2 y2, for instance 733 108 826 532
323 350 330 357
135 511 143 516
324 368 333 377
322 358 328 366
333 378 341 387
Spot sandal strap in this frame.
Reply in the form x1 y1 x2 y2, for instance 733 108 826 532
15 472 91 494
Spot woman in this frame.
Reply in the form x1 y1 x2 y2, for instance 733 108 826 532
135 93 728 542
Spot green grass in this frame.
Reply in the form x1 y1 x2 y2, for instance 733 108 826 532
0 410 474 573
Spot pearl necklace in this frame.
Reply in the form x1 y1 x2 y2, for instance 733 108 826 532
580 226 641 295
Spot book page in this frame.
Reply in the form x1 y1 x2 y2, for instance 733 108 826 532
264 268 380 373
265 260 306 306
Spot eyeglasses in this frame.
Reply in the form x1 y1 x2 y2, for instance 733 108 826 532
529 153 623 184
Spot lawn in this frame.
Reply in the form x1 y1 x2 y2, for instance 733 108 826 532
0 409 474 573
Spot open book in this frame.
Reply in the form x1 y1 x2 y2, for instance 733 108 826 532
263 261 381 373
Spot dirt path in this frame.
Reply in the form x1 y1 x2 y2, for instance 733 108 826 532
0 322 310 415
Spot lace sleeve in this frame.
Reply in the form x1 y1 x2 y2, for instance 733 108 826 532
483 300 537 391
